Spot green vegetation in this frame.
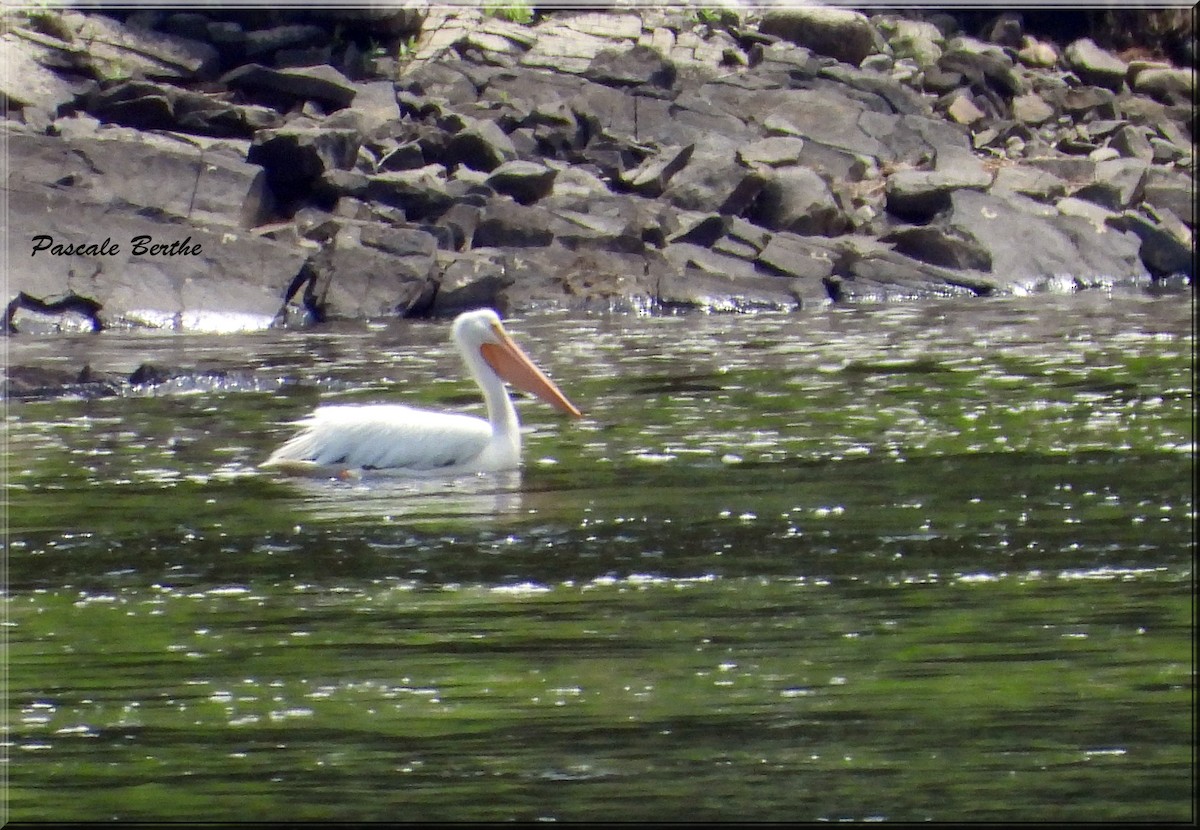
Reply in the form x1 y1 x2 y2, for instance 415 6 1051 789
484 2 534 25
694 7 738 28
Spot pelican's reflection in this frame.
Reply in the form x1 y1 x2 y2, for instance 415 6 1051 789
285 470 528 526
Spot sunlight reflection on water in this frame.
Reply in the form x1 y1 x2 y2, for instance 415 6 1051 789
6 294 1194 822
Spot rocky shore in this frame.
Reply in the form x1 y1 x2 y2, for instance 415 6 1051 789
2 5 1195 335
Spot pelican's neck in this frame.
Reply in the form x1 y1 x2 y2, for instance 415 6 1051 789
462 342 520 442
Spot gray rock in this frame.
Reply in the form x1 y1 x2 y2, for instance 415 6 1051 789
86 78 283 136
574 81 680 146
1130 66 1194 106
298 233 437 320
584 43 676 88
1011 92 1055 125
8 186 306 330
663 242 761 280
754 88 888 160
945 93 986 125
7 128 272 228
1149 137 1189 165
220 63 357 111
667 83 757 145
1082 119 1125 141
1109 124 1154 161
658 266 810 312
434 202 484 250
990 165 1068 200
344 79 402 134
249 126 362 203
885 159 992 220
1109 209 1194 278
1052 84 1117 116
397 60 480 111
815 64 931 117
474 200 557 248
545 205 629 249
66 11 219 81
941 189 1148 289
356 224 440 259
364 167 457 220
478 64 587 125
521 16 638 75
737 136 806 168
661 145 750 212
667 214 730 248
982 13 1024 48
875 17 944 69
1072 158 1149 211
445 118 518 172
1064 38 1129 91
1017 37 1058 69
0 31 91 114
759 8 878 66
87 80 175 130
241 24 329 60
754 232 836 281
882 225 992 271
486 160 558 204
1142 168 1195 228
485 245 654 313
548 165 610 200
723 217 773 255
1055 196 1119 227
939 38 1024 96
1023 156 1097 185
830 248 997 302
619 144 694 197
752 167 848 236
431 250 513 315
376 141 426 172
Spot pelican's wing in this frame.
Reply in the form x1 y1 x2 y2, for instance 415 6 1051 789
262 404 492 472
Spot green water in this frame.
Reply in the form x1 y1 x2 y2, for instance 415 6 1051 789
5 294 1194 821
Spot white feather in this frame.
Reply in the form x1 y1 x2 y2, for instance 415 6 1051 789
267 404 495 471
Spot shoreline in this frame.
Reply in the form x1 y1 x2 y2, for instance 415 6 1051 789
2 5 1194 333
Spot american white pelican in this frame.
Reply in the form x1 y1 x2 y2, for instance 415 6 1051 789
262 309 581 476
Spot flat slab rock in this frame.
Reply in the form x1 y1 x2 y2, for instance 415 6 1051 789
7 186 308 332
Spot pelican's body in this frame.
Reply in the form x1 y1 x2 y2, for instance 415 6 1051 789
262 309 581 476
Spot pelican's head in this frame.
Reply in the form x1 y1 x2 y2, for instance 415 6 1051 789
452 309 582 418
451 308 506 349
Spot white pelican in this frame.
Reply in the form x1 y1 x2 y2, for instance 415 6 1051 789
262 309 582 476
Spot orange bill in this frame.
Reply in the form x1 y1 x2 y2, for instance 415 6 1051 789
480 324 583 418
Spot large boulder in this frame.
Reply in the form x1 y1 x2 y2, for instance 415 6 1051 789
759 8 879 66
54 10 219 81
7 186 307 331
294 224 439 320
929 189 1150 289
750 166 848 236
248 124 362 204
1063 38 1129 92
220 63 357 111
6 128 273 228
0 31 91 114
